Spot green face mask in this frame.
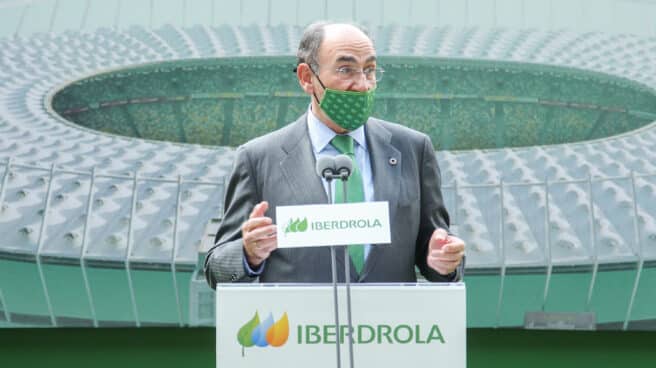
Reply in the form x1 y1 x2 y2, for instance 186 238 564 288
312 72 376 131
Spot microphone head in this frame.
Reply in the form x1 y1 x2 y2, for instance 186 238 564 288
315 155 336 179
334 154 352 178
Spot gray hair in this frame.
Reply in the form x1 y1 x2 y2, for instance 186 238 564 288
296 21 372 73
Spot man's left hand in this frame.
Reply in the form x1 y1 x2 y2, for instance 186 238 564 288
427 228 465 276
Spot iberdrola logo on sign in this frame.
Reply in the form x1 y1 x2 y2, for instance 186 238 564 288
284 218 308 234
237 311 289 356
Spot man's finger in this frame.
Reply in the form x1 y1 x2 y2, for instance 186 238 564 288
429 246 463 258
430 253 463 263
427 256 460 270
433 228 448 241
242 217 273 234
249 201 269 219
429 228 449 250
442 242 465 254
248 225 277 240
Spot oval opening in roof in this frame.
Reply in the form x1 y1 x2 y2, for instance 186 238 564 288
50 56 656 150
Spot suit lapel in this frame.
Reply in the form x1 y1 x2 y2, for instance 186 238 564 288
360 119 402 279
279 114 328 205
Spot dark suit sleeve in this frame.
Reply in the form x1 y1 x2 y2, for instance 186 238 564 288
415 135 465 282
204 145 260 288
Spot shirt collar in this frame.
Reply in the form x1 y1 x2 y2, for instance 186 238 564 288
306 105 367 154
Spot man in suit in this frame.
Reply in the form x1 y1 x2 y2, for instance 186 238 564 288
205 22 465 287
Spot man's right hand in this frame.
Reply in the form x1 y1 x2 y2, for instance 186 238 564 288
242 201 278 268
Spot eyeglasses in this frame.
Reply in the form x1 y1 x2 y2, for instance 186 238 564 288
333 66 385 82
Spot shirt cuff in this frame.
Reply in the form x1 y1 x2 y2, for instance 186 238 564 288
242 250 265 277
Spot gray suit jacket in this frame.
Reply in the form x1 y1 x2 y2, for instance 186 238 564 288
204 114 463 287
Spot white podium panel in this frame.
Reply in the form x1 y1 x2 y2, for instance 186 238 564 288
216 283 466 368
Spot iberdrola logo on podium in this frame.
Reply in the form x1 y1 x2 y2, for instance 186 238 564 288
237 311 289 357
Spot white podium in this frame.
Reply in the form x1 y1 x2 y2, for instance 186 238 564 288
216 283 466 368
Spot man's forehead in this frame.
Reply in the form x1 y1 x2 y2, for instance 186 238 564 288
319 25 376 64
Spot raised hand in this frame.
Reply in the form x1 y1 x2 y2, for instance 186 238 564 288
426 228 465 276
242 201 278 268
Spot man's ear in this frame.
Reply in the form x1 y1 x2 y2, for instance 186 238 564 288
296 63 314 95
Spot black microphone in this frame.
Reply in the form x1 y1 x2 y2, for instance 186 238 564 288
334 155 352 180
315 155 336 180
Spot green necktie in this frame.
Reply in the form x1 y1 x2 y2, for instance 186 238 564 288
331 134 365 274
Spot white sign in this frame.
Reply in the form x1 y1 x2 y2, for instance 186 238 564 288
216 284 466 368
276 202 391 248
